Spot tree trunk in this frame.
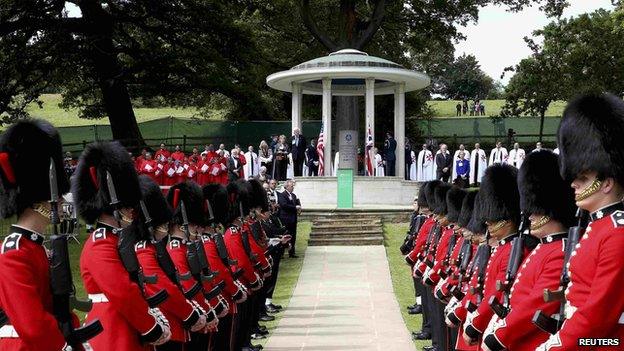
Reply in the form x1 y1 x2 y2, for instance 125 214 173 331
538 110 546 142
79 2 145 152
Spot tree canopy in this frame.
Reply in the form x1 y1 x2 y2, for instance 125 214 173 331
433 54 495 100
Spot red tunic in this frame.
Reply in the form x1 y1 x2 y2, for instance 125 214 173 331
424 226 456 287
134 240 197 342
80 226 158 351
483 234 565 351
0 228 66 351
223 226 260 289
163 163 178 186
202 235 239 311
171 151 185 163
165 237 211 312
436 235 465 300
406 216 435 265
537 205 624 351
243 220 271 275
154 149 171 163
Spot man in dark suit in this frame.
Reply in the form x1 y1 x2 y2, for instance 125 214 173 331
305 139 319 176
278 179 301 258
383 132 397 176
290 128 307 177
227 148 243 182
435 143 452 182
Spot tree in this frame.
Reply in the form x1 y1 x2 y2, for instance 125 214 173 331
434 54 495 100
0 0 269 149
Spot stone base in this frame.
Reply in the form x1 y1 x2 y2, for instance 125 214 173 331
293 176 420 208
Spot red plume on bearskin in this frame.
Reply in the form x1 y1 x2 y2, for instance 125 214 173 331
558 93 624 185
479 164 520 225
202 183 230 226
72 141 141 223
433 183 452 216
519 150 576 227
446 187 468 224
138 175 172 227
166 181 205 226
0 119 68 219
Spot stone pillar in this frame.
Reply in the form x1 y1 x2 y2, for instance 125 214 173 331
291 82 302 133
365 78 375 175
394 83 406 178
322 78 333 176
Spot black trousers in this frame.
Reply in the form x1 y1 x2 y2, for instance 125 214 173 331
293 157 304 177
234 300 253 350
187 332 208 351
156 341 184 351
265 244 285 298
414 278 431 334
433 297 449 351
424 286 439 348
307 163 318 176
449 326 458 351
285 222 297 256
213 313 233 351
386 159 396 176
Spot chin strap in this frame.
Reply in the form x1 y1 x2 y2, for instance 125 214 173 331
575 179 602 202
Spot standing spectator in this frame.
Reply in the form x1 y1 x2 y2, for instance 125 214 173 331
404 137 412 180
175 156 188 183
374 147 385 177
171 145 185 162
163 156 177 186
140 152 159 183
451 144 470 181
197 154 210 185
480 102 486 115
383 132 397 176
305 139 319 176
469 142 488 186
278 179 301 258
416 144 434 181
462 99 468 115
227 148 243 182
258 140 273 172
273 135 290 181
435 143 452 182
135 148 148 170
218 143 230 158
269 135 279 152
290 128 306 177
508 142 526 168
244 145 260 178
189 147 200 163
453 150 470 187
456 102 462 116
154 143 171 163
489 140 508 164
532 141 543 153
236 145 247 179
63 151 77 178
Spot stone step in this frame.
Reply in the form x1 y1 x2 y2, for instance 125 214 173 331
310 229 384 237
308 236 384 246
312 218 382 225
312 223 383 231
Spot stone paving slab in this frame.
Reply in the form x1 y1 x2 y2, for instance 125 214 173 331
264 246 414 351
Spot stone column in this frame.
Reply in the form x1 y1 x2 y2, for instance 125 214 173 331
365 78 375 175
291 82 302 133
394 83 406 178
322 78 333 176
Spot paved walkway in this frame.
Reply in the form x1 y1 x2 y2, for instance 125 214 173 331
264 246 414 351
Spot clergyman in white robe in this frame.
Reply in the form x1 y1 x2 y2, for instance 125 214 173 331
507 143 526 169
374 150 385 177
469 146 487 185
243 150 260 178
409 150 417 180
489 143 508 165
451 146 470 181
416 146 434 182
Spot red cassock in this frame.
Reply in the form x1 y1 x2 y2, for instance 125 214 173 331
406 216 435 265
165 237 212 312
134 240 198 343
537 205 624 351
135 156 146 173
171 151 185 163
0 228 67 351
186 163 198 183
154 149 171 163
217 158 228 185
175 164 188 184
163 163 178 186
483 233 565 351
464 234 527 350
223 226 261 290
424 226 456 287
80 226 159 351
140 160 160 184
197 160 210 186
238 154 247 179
201 235 240 310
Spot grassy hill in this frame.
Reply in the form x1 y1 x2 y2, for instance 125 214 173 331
426 99 567 118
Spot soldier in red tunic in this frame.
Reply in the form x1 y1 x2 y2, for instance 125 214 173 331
462 164 527 349
74 141 171 350
482 150 576 351
536 93 624 350
0 120 76 351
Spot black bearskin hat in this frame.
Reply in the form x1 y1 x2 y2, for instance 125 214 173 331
433 183 452 215
138 175 172 227
226 180 249 223
0 119 69 218
166 181 205 226
248 179 269 212
479 164 520 224
446 187 467 223
73 141 141 223
424 180 442 210
236 180 253 216
558 93 624 184
202 183 229 226
417 182 429 208
458 190 478 228
466 192 486 234
519 150 576 227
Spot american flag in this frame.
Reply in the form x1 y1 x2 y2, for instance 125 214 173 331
364 124 373 176
316 123 325 175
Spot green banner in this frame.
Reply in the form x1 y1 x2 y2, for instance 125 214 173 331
337 169 353 209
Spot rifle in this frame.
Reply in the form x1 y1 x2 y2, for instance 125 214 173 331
532 209 589 334
49 159 103 347
439 230 458 279
107 171 168 308
424 224 443 268
179 201 217 286
449 239 473 300
401 214 425 255
490 213 530 318
469 233 492 306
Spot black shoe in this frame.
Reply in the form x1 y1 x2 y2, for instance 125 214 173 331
412 331 431 340
259 314 275 322
408 305 422 314
266 305 280 314
289 254 299 258
422 346 439 351
251 333 266 340
257 325 268 332
406 304 417 310
252 344 264 350
267 303 283 310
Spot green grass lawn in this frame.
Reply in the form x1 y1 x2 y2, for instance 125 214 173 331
426 99 567 118
383 222 429 350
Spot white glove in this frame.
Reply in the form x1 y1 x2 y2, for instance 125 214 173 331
191 313 207 332
148 308 171 345
251 272 263 291
216 295 230 317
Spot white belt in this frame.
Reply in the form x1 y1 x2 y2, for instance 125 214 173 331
0 325 18 338
88 293 109 303
564 302 577 319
